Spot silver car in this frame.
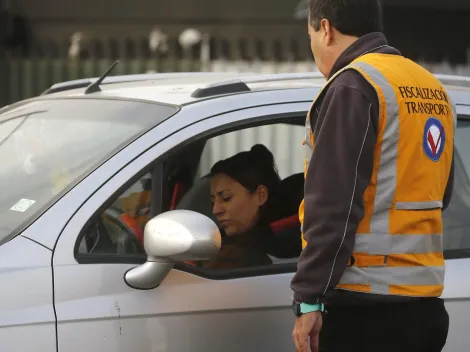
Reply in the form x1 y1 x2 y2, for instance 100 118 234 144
0 70 469 351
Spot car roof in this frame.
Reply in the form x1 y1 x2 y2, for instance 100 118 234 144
39 70 470 107
40 71 328 106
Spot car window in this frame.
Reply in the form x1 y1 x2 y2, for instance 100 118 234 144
74 114 469 268
176 122 306 271
197 123 305 179
443 116 470 257
0 98 177 245
77 172 153 257
175 115 470 275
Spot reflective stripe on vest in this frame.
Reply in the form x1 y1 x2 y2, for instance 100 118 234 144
299 53 455 298
299 104 315 246
299 70 342 246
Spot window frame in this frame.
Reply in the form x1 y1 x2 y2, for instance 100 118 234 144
61 101 309 270
443 107 470 260
63 102 470 279
74 162 162 264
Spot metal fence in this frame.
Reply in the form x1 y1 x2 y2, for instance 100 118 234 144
0 58 204 106
197 123 307 180
2 57 470 108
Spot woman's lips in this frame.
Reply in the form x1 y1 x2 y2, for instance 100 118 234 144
219 219 231 227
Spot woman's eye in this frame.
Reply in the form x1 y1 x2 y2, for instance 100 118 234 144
223 196 232 202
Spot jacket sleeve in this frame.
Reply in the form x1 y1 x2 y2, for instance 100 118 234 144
291 83 378 304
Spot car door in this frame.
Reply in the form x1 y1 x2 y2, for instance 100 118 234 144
441 104 470 352
52 100 310 352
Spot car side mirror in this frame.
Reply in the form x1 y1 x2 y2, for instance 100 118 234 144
124 209 221 290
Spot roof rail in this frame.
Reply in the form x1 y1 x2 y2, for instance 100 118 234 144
243 72 324 84
191 79 251 98
190 72 324 98
434 74 470 88
41 72 232 95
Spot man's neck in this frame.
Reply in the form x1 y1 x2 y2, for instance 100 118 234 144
326 36 359 78
326 32 394 79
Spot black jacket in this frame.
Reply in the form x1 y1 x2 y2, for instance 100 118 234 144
290 32 454 306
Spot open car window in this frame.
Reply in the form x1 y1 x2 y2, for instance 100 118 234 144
171 122 306 266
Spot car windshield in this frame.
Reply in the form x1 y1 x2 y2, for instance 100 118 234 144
0 98 177 244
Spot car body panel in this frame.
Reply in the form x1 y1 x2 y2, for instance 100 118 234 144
0 72 470 351
0 236 56 351
457 104 470 115
52 101 310 264
441 258 470 351
52 102 308 351
42 72 327 106
54 265 295 352
26 90 313 249
24 88 470 250
39 70 470 107
437 103 470 351
51 100 470 351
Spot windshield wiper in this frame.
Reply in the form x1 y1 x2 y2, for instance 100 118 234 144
0 111 47 147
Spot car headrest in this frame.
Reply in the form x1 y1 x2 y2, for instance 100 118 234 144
170 182 189 210
278 173 304 218
175 175 217 223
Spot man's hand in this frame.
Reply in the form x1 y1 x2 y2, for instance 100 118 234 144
292 311 323 352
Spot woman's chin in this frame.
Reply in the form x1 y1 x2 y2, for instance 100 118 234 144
222 226 237 237
224 230 235 236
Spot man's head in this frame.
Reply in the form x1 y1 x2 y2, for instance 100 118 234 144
308 0 383 77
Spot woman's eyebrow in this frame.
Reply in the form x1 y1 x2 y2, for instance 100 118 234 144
210 189 230 197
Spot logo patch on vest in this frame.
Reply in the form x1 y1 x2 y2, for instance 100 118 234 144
423 117 445 162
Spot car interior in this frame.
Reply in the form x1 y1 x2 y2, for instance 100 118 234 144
163 123 305 263
79 115 470 265
78 119 306 266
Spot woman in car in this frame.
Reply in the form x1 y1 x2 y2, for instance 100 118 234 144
196 144 284 270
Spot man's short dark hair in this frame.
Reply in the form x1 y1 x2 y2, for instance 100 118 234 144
309 0 383 37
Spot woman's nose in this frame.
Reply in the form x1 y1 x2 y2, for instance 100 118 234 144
212 201 224 216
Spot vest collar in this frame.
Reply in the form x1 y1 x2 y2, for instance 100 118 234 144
328 32 401 80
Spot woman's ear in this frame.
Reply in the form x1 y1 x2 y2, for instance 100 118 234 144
255 185 269 207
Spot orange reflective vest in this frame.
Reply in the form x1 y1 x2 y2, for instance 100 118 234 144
299 52 456 297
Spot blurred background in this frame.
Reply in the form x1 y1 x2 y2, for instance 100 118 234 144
1 0 469 108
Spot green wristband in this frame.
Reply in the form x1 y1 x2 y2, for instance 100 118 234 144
300 302 325 313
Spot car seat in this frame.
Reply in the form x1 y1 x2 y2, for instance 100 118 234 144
168 166 193 210
175 174 216 222
266 173 304 258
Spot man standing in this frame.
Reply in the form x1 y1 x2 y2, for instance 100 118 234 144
290 0 455 351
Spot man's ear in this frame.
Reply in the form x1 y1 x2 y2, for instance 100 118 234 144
320 19 334 46
255 185 269 207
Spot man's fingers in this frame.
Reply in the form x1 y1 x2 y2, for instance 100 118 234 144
293 330 310 352
293 313 323 352
309 332 320 352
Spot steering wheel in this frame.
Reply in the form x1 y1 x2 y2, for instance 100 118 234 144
88 207 146 255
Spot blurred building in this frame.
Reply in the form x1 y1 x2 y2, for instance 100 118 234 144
8 0 470 63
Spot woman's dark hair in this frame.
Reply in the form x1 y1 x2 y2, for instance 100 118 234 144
210 144 282 222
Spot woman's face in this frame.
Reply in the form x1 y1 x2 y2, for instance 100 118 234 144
210 173 268 236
